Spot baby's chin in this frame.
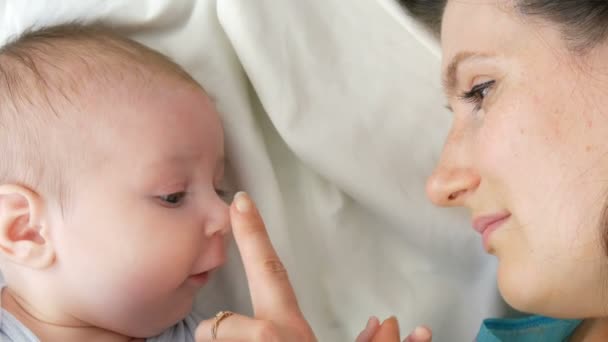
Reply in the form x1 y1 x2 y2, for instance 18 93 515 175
118 314 190 338
100 297 195 338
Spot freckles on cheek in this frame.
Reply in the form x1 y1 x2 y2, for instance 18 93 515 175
479 144 521 180
476 121 520 171
549 109 564 140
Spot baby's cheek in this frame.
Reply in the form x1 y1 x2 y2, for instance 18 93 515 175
125 253 189 288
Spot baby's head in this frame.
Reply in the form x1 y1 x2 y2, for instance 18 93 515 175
0 24 229 337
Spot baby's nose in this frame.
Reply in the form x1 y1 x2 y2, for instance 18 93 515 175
205 222 230 237
204 203 231 237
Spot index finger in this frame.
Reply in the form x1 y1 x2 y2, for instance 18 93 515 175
230 191 300 318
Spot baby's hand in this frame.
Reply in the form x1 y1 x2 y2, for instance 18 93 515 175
195 192 315 341
356 316 432 342
402 325 432 342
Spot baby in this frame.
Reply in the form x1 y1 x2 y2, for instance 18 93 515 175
0 23 231 341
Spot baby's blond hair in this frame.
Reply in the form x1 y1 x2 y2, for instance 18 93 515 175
0 23 199 208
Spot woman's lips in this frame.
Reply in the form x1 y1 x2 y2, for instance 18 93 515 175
472 213 511 251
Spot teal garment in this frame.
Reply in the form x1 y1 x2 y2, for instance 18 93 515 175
476 315 582 342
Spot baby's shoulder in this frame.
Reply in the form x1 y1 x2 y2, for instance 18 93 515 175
1 307 40 342
146 312 201 342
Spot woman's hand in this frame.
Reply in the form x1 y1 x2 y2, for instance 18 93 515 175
195 192 316 341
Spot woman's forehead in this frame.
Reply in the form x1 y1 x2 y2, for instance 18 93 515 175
442 1 516 57
439 1 552 81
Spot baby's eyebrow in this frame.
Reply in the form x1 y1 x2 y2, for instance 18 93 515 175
144 152 225 173
143 153 199 169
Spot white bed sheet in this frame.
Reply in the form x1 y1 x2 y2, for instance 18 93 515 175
0 0 507 340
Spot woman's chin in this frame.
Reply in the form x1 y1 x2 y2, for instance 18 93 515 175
496 262 551 315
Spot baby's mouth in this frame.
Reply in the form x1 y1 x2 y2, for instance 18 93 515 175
188 271 212 286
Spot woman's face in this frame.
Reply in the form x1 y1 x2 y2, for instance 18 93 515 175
427 0 608 317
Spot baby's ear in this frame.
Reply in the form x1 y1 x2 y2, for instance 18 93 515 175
0 184 55 269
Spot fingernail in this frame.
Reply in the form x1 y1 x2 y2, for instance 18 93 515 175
366 316 377 329
413 326 431 339
385 316 398 324
234 191 252 213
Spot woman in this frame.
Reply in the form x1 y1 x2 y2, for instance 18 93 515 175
392 0 608 341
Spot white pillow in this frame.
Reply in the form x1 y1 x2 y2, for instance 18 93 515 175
0 0 508 340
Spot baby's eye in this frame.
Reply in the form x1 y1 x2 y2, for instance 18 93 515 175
158 192 187 207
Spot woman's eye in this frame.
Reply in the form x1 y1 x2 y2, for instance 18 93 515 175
158 192 187 207
459 80 495 112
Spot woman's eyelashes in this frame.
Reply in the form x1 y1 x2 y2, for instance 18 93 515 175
459 80 495 112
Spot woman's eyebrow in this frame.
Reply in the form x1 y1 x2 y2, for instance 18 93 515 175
443 51 494 97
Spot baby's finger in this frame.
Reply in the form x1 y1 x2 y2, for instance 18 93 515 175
230 192 299 318
195 313 277 342
371 317 400 342
355 316 381 342
403 326 432 342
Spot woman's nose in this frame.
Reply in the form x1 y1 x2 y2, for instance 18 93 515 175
426 166 480 206
426 124 480 206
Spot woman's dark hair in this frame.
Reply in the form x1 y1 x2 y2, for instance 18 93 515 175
399 0 608 50
399 0 445 36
